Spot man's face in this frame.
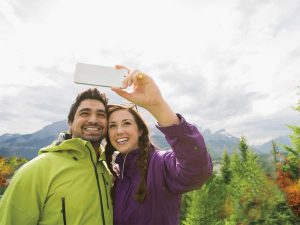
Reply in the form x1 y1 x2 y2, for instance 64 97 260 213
69 99 107 144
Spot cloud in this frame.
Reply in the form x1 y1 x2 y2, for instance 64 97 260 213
0 11 6 21
155 62 266 122
0 0 299 146
272 3 300 35
0 85 71 132
288 45 300 60
0 60 130 135
235 0 300 39
6 0 57 21
236 0 268 18
229 106 300 144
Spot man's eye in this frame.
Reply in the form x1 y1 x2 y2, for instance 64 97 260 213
80 112 88 116
97 113 106 118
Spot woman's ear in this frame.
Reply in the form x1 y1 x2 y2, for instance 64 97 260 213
139 130 143 137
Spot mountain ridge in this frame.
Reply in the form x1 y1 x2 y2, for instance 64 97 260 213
0 120 291 160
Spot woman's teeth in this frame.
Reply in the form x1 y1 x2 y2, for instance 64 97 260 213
116 138 128 143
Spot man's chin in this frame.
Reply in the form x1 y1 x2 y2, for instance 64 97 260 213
83 135 103 143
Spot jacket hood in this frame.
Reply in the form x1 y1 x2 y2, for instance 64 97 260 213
39 137 93 159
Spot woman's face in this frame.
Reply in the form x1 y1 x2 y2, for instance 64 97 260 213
108 109 141 154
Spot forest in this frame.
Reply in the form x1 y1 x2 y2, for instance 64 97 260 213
180 99 300 224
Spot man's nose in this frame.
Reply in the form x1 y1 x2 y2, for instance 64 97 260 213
88 114 98 123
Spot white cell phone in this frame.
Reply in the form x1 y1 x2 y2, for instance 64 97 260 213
74 63 127 87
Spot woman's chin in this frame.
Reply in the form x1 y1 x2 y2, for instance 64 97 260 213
116 147 134 155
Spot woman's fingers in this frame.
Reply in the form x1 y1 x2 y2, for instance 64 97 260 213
115 65 148 89
115 64 131 71
115 65 134 88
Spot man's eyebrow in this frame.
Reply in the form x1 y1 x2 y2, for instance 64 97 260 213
78 108 91 112
96 109 106 114
78 108 106 113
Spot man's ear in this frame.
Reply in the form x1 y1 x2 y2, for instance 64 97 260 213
68 122 72 132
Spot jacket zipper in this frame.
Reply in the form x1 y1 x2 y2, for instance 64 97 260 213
120 154 128 224
101 173 110 210
121 154 128 179
61 197 67 225
87 146 106 225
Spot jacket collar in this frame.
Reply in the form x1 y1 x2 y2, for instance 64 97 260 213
115 145 155 179
39 138 105 163
115 149 139 164
115 149 140 179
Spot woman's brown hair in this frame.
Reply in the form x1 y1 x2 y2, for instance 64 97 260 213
105 104 151 203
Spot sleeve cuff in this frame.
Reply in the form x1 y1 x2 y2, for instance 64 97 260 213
156 114 190 137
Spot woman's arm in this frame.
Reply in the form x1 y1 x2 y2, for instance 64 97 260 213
156 114 213 194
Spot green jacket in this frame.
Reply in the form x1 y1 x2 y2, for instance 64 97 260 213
0 138 113 225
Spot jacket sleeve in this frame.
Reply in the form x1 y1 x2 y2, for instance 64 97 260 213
0 160 46 225
156 114 213 194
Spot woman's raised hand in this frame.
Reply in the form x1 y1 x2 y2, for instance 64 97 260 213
111 65 180 126
111 65 164 110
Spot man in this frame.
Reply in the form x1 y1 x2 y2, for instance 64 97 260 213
0 88 113 225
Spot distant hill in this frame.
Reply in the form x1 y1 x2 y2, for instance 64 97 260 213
0 121 68 159
200 128 240 159
253 135 291 154
0 120 291 160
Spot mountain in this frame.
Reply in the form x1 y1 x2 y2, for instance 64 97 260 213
0 121 68 159
149 125 241 159
201 128 240 159
253 135 291 154
0 120 291 160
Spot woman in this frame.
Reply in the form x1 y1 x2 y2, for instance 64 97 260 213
106 65 213 225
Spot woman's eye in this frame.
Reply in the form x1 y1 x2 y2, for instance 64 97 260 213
123 122 131 127
109 124 116 129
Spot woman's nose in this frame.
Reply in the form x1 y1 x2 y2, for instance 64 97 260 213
116 125 124 134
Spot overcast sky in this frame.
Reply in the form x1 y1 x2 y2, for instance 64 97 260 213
0 0 299 145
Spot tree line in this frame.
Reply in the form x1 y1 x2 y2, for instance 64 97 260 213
180 98 300 224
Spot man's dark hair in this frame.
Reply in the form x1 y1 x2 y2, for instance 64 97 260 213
68 88 108 124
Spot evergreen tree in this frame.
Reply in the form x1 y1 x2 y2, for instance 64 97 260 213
281 97 300 179
238 136 249 163
182 174 227 225
179 123 300 224
180 191 192 222
276 95 300 216
230 151 241 173
221 150 232 184
272 140 278 164
225 137 299 224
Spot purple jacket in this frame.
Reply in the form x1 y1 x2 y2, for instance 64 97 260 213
113 115 213 225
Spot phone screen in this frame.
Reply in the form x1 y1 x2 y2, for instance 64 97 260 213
74 63 127 87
